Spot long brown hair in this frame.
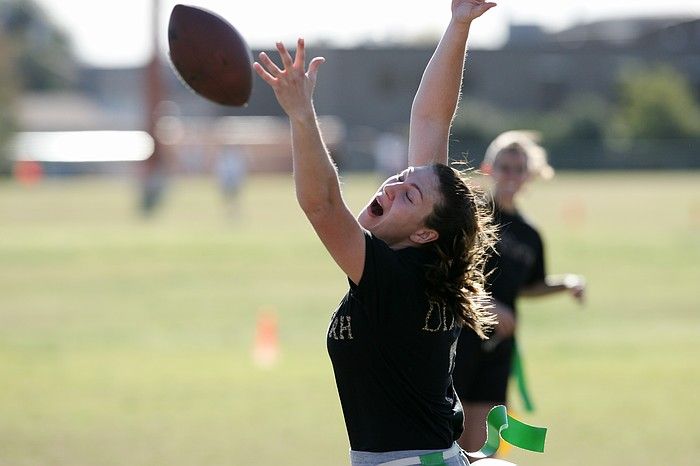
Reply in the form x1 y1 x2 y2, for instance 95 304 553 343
423 163 498 339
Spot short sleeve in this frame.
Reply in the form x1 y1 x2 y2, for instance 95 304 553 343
525 231 546 286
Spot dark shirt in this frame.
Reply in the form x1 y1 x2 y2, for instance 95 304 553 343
451 204 547 403
327 232 464 452
486 204 546 313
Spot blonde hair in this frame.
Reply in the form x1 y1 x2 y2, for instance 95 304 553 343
483 130 554 180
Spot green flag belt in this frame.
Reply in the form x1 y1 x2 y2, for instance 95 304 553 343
379 406 546 466
467 405 547 459
512 341 535 413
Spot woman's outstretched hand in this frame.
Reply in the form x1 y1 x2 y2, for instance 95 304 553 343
563 274 586 305
253 38 325 121
452 0 497 24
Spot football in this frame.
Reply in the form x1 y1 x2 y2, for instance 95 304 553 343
167 4 253 106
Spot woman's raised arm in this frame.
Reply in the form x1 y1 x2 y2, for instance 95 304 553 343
408 0 496 167
254 39 366 284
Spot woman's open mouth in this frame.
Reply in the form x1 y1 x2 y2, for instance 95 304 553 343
370 198 384 216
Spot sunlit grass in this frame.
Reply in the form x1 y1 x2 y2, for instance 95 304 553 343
0 171 698 465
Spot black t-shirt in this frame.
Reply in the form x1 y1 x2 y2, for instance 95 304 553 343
327 232 464 452
486 204 546 313
452 204 547 402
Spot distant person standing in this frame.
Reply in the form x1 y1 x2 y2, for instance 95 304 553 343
216 145 248 218
453 130 586 457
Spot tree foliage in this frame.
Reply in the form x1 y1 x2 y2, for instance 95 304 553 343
1 0 77 90
613 64 700 139
0 42 18 174
451 62 700 169
0 0 78 174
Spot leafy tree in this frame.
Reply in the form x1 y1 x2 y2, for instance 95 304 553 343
1 0 76 90
0 0 77 174
0 32 18 175
613 64 700 139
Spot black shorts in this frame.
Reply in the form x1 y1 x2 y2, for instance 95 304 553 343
452 329 515 404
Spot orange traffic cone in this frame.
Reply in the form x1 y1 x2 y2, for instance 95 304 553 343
253 309 279 368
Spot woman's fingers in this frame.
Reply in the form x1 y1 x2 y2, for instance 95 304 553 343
307 56 325 81
473 2 496 18
453 0 497 21
276 41 294 69
294 39 325 82
253 61 276 85
254 40 325 91
294 38 305 69
257 51 283 76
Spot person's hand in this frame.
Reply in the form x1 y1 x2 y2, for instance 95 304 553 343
482 300 515 351
253 38 325 121
452 0 497 25
563 274 586 305
491 300 516 339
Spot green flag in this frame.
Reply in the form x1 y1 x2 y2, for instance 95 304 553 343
467 405 547 459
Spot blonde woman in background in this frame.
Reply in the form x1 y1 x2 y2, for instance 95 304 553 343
452 130 586 457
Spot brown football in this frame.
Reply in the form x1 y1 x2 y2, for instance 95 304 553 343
168 4 253 106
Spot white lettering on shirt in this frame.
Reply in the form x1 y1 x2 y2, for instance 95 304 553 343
422 300 455 332
328 311 354 340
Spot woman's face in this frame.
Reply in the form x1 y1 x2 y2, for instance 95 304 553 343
358 166 441 249
491 150 530 198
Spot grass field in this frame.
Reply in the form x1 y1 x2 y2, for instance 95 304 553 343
1 171 698 466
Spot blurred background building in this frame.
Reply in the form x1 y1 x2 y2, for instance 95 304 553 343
1 0 699 179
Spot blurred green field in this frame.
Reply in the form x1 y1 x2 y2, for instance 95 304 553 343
1 171 698 466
